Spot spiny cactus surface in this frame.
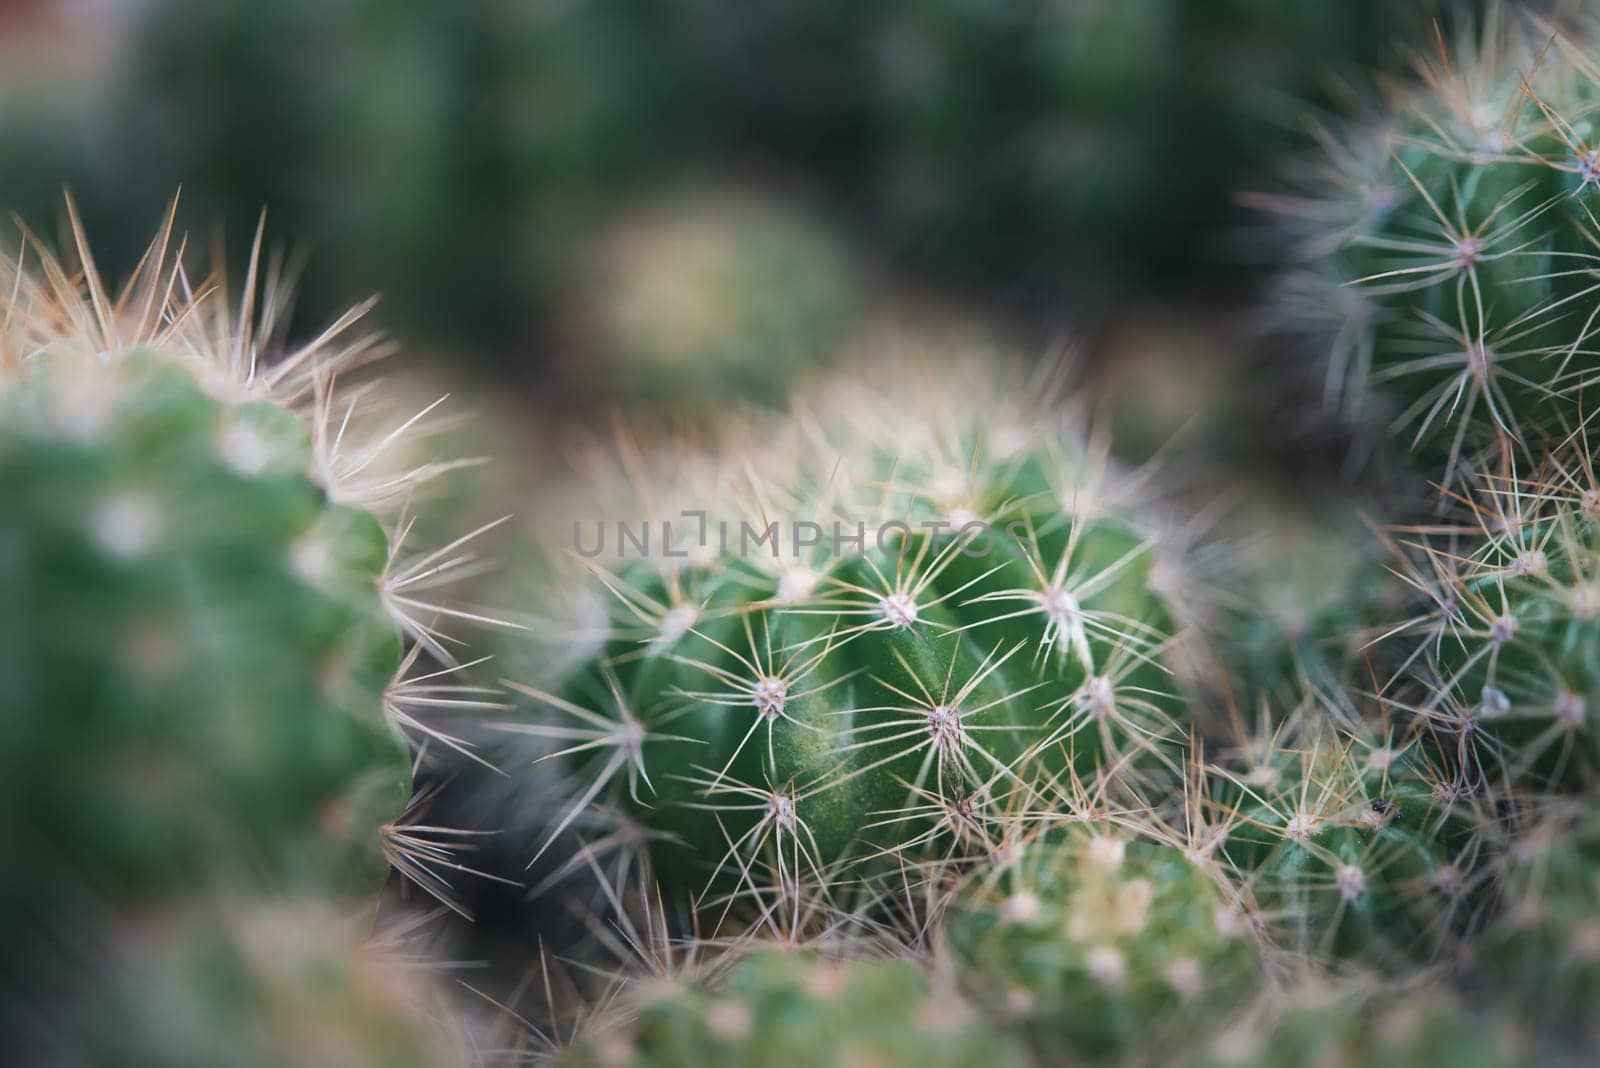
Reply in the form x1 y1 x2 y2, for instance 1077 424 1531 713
1378 463 1600 789
1209 699 1494 966
1266 5 1600 476
0 214 486 927
946 824 1260 1062
502 358 1190 917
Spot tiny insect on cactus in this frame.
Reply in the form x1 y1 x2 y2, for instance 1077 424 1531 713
0 203 504 938
492 354 1199 931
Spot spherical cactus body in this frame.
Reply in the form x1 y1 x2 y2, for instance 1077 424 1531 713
0 348 406 901
1212 712 1488 965
503 358 1190 919
1379 466 1600 790
1268 8 1600 473
0 216 478 930
945 824 1260 1062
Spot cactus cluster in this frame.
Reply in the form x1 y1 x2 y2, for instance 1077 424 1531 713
450 8 1600 1065
15 3 1600 1066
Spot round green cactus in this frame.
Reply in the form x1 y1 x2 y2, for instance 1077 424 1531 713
1211 705 1490 965
37 898 473 1068
556 947 1027 1068
1265 6 1600 476
0 215 484 924
945 822 1261 1062
1379 463 1600 789
500 356 1191 918
572 186 861 413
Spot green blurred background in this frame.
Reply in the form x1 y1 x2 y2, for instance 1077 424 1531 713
0 0 1470 451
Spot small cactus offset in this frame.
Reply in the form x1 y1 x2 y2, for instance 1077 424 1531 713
944 821 1261 1062
0 209 494 934
1264 3 1600 478
497 354 1193 921
557 947 1028 1068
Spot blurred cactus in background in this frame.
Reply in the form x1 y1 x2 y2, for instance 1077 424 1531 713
558 948 1027 1068
1191 982 1516 1068
1474 799 1600 1050
40 900 472 1067
567 185 862 413
3 0 1461 383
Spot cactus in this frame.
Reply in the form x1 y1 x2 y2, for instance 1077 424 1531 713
944 821 1262 1062
1209 696 1493 966
1213 501 1398 701
1474 799 1600 1048
1193 982 1516 1068
0 211 492 932
556 947 1028 1068
1263 4 1600 479
496 353 1191 920
1376 460 1600 789
35 898 472 1068
570 186 861 413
